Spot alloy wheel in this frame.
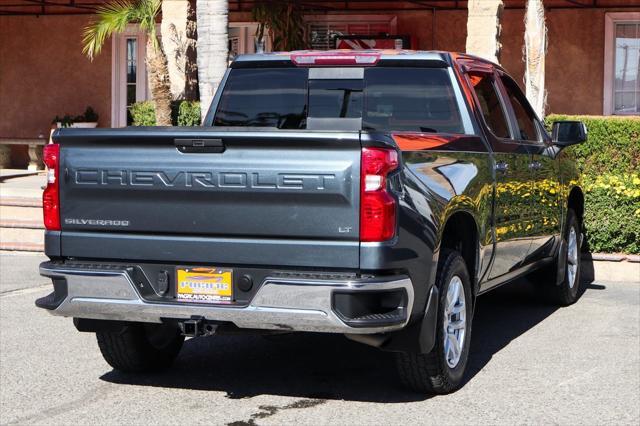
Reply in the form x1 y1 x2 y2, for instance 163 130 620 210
567 227 579 289
443 275 466 368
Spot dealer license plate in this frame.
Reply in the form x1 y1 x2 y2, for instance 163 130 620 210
176 267 233 303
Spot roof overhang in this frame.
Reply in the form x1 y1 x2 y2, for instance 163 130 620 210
227 0 640 13
0 0 106 16
1 0 638 17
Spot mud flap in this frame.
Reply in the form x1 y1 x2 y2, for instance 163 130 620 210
378 285 439 354
555 238 567 286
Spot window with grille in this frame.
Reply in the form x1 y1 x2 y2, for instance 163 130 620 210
613 22 640 114
604 13 640 115
306 16 396 50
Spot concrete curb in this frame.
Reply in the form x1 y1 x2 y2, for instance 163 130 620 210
585 253 640 263
0 219 43 229
581 254 640 283
0 197 42 207
0 242 44 252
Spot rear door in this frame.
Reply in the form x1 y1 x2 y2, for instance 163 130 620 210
466 71 533 280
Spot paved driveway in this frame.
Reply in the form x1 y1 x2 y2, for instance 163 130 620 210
1 253 638 425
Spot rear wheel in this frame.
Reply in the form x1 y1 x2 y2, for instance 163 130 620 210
395 249 473 394
96 323 184 373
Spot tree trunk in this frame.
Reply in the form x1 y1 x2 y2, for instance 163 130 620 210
146 36 173 126
184 0 199 101
161 0 189 100
524 0 547 118
196 0 228 122
466 0 504 63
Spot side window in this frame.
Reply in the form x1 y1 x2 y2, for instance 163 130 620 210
500 76 540 142
468 73 511 139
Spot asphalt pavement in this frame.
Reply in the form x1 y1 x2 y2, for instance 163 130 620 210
1 252 638 425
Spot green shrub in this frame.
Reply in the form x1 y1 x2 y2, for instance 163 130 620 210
177 101 201 126
129 100 201 127
545 115 640 175
546 115 640 254
129 101 156 126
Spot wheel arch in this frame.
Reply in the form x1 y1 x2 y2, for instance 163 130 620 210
436 210 480 298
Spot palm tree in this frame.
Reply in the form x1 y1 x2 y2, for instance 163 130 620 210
184 0 199 101
83 0 173 125
524 0 547 118
159 0 199 101
196 0 228 122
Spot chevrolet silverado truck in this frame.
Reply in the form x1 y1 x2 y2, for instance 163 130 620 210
36 50 587 394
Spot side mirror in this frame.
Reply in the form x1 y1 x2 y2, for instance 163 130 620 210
552 120 587 147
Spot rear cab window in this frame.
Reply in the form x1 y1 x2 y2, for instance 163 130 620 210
213 68 307 129
212 65 473 135
468 73 511 139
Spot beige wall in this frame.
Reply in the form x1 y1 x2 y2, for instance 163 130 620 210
435 7 637 116
545 9 607 115
428 7 635 116
500 7 614 116
0 15 112 141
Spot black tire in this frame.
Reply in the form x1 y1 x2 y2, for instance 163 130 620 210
96 323 184 373
549 208 582 306
395 249 473 394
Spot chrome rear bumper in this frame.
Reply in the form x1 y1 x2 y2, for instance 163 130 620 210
37 262 414 334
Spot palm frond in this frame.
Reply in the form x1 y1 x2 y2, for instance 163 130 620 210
82 0 140 60
137 0 162 52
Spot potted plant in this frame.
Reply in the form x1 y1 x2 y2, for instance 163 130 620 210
53 106 99 128
52 114 74 129
73 106 99 128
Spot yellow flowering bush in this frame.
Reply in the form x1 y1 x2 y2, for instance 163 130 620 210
583 173 640 254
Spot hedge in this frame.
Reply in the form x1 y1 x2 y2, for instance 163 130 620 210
545 114 640 176
545 115 640 254
129 101 201 126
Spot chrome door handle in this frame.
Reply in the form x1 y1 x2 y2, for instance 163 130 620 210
495 162 509 173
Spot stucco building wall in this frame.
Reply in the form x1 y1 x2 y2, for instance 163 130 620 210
545 9 607 115
0 15 112 142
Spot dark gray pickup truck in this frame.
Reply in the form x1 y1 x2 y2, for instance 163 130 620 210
37 50 587 394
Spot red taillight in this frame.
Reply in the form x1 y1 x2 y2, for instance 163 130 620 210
291 51 380 67
360 147 399 242
42 143 60 231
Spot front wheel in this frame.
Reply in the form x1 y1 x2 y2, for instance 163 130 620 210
549 208 583 306
395 249 473 394
96 323 184 373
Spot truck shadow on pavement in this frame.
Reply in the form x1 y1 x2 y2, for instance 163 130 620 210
100 278 599 403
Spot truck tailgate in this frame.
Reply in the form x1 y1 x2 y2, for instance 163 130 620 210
55 129 361 268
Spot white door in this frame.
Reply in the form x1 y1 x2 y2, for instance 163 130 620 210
111 26 151 127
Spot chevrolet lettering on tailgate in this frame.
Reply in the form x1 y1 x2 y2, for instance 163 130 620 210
73 169 337 190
